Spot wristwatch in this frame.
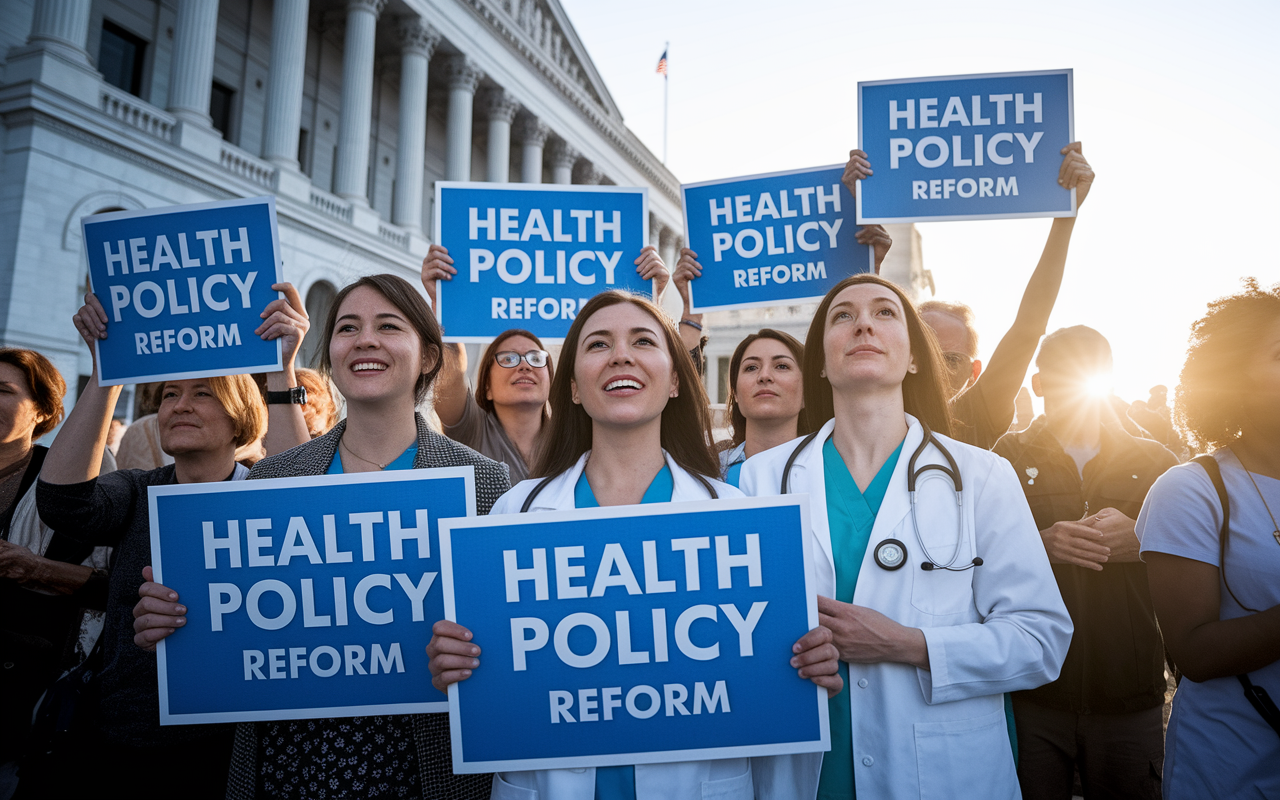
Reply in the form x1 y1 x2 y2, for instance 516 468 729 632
265 386 308 405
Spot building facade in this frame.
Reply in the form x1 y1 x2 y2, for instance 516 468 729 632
0 0 688 411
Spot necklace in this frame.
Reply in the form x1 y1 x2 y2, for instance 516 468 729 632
1241 466 1280 547
340 436 393 470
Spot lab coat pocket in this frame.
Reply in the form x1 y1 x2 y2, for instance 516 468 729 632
913 710 1017 800
906 496 976 617
491 772 539 800
701 762 754 799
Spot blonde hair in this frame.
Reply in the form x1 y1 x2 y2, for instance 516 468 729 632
202 374 268 448
919 299 979 358
296 367 339 437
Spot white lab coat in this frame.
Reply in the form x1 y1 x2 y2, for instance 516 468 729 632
739 416 1073 800
487 451 757 800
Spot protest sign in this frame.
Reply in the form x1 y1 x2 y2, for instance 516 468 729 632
81 196 284 386
148 467 475 724
434 183 650 342
440 495 828 773
683 166 874 313
857 69 1075 223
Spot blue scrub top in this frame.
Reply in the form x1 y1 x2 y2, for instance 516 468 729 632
326 442 419 474
724 460 744 488
575 463 674 800
818 436 903 800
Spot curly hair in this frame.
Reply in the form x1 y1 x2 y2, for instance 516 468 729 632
1174 278 1280 451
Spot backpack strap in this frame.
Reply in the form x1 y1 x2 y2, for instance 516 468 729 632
1191 453 1256 613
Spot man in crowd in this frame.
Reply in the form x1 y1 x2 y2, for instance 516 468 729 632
994 326 1177 800
919 142 1094 449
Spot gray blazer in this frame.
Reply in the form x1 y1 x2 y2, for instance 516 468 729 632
225 413 510 800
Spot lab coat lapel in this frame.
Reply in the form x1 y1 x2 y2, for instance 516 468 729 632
798 419 837 585
526 452 589 512
666 451 710 501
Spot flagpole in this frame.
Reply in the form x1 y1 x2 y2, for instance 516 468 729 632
663 41 669 164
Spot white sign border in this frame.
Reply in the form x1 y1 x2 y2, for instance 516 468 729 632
82 195 286 386
149 465 477 725
432 181 653 344
440 493 828 773
855 68 1076 224
682 164 874 314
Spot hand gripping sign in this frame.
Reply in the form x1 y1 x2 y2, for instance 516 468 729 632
81 196 284 385
683 166 875 313
148 468 474 724
857 69 1075 223
440 495 829 772
434 183 651 342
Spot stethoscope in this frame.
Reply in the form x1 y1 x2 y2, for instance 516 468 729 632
781 421 981 572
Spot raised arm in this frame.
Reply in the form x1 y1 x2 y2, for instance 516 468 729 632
672 248 708 352
421 244 471 427
971 143 1095 428
42 293 121 485
255 282 311 455
840 149 893 274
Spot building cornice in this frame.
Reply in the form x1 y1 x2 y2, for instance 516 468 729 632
457 0 681 205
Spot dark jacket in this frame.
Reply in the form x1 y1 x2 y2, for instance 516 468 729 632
994 416 1177 714
225 414 509 800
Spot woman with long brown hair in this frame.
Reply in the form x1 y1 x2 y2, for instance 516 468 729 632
427 290 841 800
739 274 1072 799
719 328 807 485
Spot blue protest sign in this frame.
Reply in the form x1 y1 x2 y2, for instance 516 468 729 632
434 183 651 342
148 467 475 724
440 495 827 772
683 166 874 313
857 69 1075 223
81 197 284 386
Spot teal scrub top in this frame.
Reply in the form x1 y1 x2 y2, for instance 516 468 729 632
575 463 674 800
724 460 744 488
326 442 419 474
817 436 903 800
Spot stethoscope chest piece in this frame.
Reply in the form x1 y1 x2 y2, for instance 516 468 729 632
874 538 908 571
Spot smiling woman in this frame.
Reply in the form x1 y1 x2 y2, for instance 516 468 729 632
426 290 843 800
31 284 310 798
132 273 511 800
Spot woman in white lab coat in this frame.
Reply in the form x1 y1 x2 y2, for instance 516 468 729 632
739 274 1073 800
428 290 842 800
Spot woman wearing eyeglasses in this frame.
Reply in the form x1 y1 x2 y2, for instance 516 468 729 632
422 244 669 483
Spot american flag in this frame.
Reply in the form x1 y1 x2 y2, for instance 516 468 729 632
656 49 668 76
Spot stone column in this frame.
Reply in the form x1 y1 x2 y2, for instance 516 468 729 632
442 55 482 182
513 113 548 184
6 0 100 105
333 0 385 204
163 0 225 158
547 138 577 185
27 0 92 61
262 0 310 167
392 18 438 231
573 159 601 185
483 88 519 183
167 0 221 125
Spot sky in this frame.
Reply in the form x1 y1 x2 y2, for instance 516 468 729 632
558 0 1280 404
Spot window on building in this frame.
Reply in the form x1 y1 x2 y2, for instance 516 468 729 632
99 21 146 97
717 356 731 404
298 129 311 175
209 82 235 141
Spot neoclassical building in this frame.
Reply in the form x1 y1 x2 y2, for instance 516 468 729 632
0 0 688 412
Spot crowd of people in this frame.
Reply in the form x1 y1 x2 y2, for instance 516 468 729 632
0 143 1276 800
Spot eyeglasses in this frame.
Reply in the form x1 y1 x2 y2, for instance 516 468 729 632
942 352 973 373
494 349 549 369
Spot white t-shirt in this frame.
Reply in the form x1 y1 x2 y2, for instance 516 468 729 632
1135 448 1280 800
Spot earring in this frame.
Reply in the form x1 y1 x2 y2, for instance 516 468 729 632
908 364 918 374
820 370 826 378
